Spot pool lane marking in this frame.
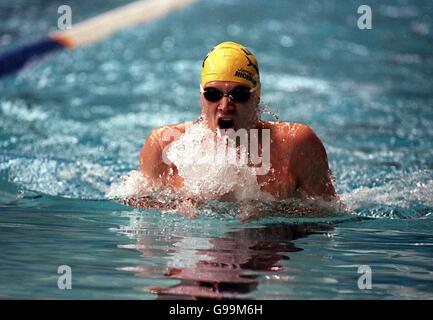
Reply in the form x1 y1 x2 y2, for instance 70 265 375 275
0 0 199 78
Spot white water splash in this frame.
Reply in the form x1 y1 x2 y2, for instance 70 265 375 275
165 122 273 202
106 170 153 199
340 170 433 218
107 122 274 204
0 157 114 199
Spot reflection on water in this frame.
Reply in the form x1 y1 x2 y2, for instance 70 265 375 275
127 222 332 299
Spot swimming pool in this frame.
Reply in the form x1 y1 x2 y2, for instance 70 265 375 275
1 0 433 299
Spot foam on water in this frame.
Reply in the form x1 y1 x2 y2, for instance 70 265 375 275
0 157 114 199
106 122 278 217
106 108 285 204
165 122 273 202
106 170 152 199
102 107 433 220
341 169 433 219
106 122 350 219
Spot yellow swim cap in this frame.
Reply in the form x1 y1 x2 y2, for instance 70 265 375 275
201 41 260 96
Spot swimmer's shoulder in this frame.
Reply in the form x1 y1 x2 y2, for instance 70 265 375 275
262 121 316 146
140 121 193 172
147 121 193 147
270 122 327 161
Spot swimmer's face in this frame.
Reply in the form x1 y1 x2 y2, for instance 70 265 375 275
200 81 260 131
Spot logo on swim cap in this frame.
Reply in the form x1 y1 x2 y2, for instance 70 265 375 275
201 42 260 96
234 68 257 86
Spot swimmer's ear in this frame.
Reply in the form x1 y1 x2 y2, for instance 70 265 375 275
254 93 260 105
200 91 206 107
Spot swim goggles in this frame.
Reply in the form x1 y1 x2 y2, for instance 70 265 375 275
200 85 256 103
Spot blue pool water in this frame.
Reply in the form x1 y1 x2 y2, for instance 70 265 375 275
1 0 433 299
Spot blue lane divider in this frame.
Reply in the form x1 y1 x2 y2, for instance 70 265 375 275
0 37 66 78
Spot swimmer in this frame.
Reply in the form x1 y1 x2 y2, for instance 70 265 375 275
139 41 337 204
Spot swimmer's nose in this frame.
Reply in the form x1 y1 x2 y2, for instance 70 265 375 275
218 96 235 112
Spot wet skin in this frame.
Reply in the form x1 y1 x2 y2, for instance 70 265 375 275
139 81 337 201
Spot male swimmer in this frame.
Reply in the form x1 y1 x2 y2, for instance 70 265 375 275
138 42 337 203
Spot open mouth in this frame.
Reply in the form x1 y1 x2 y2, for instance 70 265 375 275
217 118 235 129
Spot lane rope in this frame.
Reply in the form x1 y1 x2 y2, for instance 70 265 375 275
0 0 198 78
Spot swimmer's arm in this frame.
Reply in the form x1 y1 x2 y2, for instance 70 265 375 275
139 129 169 184
291 125 337 201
